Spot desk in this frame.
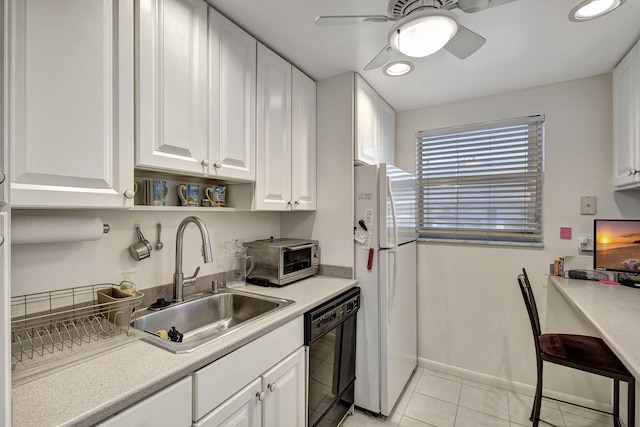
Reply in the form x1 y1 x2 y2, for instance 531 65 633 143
549 276 640 380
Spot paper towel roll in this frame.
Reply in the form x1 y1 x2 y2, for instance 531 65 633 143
12 216 106 244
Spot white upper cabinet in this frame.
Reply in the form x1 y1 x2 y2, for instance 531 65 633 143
255 44 316 211
136 0 208 175
256 43 293 211
208 8 256 181
8 0 135 208
378 97 396 165
291 68 317 210
613 39 640 188
355 75 379 165
354 74 395 165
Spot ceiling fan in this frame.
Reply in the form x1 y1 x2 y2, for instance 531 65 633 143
315 0 518 71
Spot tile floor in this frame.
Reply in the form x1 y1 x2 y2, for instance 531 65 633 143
342 367 616 427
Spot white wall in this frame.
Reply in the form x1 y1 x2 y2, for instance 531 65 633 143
281 72 355 272
11 210 280 296
396 74 640 404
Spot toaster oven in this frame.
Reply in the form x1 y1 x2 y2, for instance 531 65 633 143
244 238 320 286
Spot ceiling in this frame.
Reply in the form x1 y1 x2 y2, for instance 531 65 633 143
206 0 640 112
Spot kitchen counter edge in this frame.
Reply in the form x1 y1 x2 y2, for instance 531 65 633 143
12 276 358 427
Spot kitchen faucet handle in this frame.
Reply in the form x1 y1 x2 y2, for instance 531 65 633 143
183 266 201 286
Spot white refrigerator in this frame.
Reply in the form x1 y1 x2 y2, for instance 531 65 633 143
354 163 418 416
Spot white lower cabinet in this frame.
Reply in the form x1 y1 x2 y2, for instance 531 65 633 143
261 347 306 427
96 376 192 427
192 317 306 427
195 378 262 427
195 348 305 427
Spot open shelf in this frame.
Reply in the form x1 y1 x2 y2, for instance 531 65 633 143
131 206 237 212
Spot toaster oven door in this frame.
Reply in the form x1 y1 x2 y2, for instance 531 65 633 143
282 245 314 276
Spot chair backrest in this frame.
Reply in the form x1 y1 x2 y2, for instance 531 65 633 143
517 268 542 354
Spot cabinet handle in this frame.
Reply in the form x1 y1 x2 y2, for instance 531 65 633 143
268 383 275 392
213 161 222 169
124 182 138 199
628 168 639 176
201 159 210 167
0 234 4 247
294 200 300 206
256 391 266 401
0 170 5 184
287 201 292 207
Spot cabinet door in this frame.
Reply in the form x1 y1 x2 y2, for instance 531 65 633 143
291 68 316 211
195 378 262 427
255 44 292 210
97 376 192 427
355 74 378 165
208 8 256 181
0 1 6 205
0 213 8 427
378 97 395 166
613 41 640 187
262 347 306 427
136 0 208 175
9 0 135 208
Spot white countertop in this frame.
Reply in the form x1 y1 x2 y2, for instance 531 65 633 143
548 276 640 379
11 275 358 427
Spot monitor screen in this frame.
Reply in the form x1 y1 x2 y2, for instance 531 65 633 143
594 219 640 273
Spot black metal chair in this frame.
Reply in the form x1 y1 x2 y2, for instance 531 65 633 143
517 268 635 427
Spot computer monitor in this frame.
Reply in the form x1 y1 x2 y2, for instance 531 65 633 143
594 219 640 273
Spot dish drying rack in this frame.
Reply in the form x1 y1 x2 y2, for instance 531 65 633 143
11 284 144 384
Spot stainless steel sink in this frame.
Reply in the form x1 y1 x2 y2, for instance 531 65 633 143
133 289 294 353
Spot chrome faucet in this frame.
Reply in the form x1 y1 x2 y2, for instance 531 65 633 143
173 216 214 303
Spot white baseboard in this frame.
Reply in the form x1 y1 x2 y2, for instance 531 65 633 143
418 357 614 413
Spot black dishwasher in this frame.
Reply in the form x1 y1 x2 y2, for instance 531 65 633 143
305 287 360 427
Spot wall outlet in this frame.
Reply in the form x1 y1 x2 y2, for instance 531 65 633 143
579 235 594 251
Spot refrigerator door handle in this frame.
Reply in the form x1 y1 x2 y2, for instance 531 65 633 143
388 248 398 324
387 176 399 248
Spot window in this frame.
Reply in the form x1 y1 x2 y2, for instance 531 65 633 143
416 115 544 243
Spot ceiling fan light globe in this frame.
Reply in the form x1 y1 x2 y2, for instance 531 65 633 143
389 9 459 58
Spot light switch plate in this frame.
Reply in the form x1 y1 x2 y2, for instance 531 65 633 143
579 235 594 251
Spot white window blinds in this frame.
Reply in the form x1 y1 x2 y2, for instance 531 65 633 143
416 115 544 243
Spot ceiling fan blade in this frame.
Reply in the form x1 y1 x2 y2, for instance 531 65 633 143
364 44 397 71
456 0 518 13
444 25 486 59
315 15 392 26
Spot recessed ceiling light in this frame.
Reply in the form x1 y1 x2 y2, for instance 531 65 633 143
569 0 625 21
383 61 414 77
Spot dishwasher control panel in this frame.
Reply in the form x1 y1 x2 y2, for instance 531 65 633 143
304 287 360 343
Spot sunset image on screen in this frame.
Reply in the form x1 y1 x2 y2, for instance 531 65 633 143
595 220 640 272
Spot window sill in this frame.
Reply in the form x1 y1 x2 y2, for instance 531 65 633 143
417 238 544 248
